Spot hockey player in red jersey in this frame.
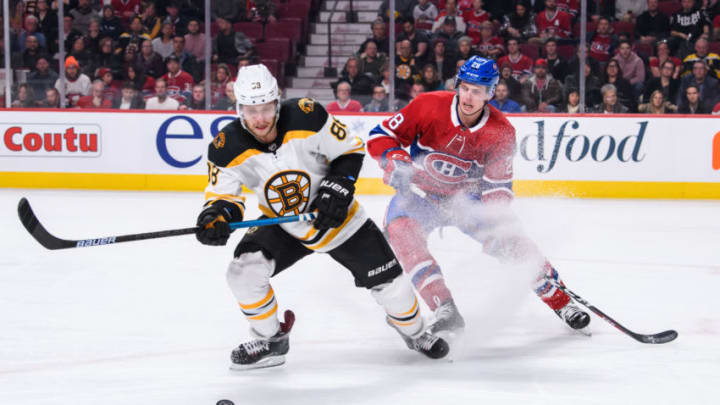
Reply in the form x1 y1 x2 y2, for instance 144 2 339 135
367 56 590 337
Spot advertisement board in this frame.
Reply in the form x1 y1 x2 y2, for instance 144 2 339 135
1 109 719 198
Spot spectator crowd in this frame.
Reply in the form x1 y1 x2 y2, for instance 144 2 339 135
327 0 720 115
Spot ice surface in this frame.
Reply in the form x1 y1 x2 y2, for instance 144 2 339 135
1 189 719 405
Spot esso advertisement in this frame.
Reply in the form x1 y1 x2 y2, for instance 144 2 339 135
1 123 101 157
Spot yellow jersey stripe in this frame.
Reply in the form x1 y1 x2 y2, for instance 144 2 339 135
388 317 419 327
204 191 246 202
226 149 261 168
238 287 275 310
395 298 418 317
342 147 366 155
298 223 319 241
283 130 316 144
308 200 360 250
247 302 278 320
258 204 276 218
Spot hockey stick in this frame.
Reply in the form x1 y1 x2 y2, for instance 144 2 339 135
17 197 316 250
547 278 678 344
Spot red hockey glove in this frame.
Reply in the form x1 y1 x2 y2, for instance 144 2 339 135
382 149 414 192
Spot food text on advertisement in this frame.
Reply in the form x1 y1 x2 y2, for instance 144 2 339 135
3 126 98 153
519 120 647 173
156 115 235 168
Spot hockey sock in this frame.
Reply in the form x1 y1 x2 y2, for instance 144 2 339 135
533 262 571 311
387 217 454 311
227 252 281 337
372 276 423 337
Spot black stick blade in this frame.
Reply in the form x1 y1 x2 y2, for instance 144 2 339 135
17 198 75 250
635 330 679 344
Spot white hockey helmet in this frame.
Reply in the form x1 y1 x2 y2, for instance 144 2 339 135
233 64 281 133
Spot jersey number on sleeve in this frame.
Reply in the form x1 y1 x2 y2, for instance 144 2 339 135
330 118 348 140
388 113 404 130
207 162 219 185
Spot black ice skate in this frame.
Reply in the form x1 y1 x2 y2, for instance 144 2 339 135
555 302 591 336
230 310 295 371
429 300 466 335
386 317 450 359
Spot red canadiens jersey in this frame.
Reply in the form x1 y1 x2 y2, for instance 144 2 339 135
463 9 490 44
162 70 194 102
557 0 580 17
536 9 572 39
589 34 613 62
497 54 534 79
367 91 516 203
476 37 505 55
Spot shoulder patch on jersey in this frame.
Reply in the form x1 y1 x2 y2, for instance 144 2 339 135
278 98 329 135
298 98 315 114
212 132 226 149
208 119 262 168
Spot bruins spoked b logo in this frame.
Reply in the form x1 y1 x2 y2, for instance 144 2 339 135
264 170 311 216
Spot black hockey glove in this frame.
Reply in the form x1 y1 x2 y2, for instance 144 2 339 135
311 176 355 230
195 202 238 246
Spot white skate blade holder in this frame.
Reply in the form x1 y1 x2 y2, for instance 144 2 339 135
229 355 286 371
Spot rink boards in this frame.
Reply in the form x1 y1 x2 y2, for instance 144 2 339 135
1 109 719 199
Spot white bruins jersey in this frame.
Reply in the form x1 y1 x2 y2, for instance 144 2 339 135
204 98 367 252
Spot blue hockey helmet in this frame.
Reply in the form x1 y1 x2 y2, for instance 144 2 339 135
455 56 500 98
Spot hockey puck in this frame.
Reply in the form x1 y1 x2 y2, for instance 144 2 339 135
217 400 235 405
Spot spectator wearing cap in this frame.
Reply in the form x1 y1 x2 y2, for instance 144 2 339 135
99 5 123 40
413 0 438 24
145 78 180 110
119 16 152 54
326 81 364 113
378 0 418 23
521 58 563 112
137 39 166 78
27 56 58 101
70 0 99 34
162 54 194 102
592 84 629 114
184 19 206 61
213 17 254 66
18 15 47 52
55 56 92 106
536 0 572 41
498 38 534 82
433 0 467 33
636 0 670 45
490 82 524 113
588 16 618 64
113 81 146 109
398 17 431 64
169 35 201 82
476 22 504 59
501 1 539 45
463 0 491 46
97 67 120 102
76 80 113 109
12 35 46 70
612 40 646 99
165 2 189 36
36 0 58 53
677 60 719 107
681 38 720 80
111 0 142 25
358 40 388 81
432 16 464 53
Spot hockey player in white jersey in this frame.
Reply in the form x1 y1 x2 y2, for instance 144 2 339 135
194 64 449 370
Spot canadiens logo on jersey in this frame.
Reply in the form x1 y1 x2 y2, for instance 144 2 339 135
424 152 473 183
264 170 311 216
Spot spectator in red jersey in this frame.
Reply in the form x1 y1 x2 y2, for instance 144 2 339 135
463 0 490 46
602 59 635 112
588 16 617 64
644 60 681 107
326 81 364 112
184 19 206 61
536 0 572 41
498 37 533 82
612 40 646 99
592 83 629 113
169 34 201 82
432 0 467 33
501 1 539 45
521 58 563 112
162 54 194 102
112 0 141 24
543 38 568 82
97 67 121 102
649 40 682 79
397 17 431 64
112 81 146 109
476 21 504 59
180 83 207 110
636 0 671 45
76 80 113 109
556 0 580 19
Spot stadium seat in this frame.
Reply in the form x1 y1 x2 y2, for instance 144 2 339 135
234 22 264 41
634 42 654 58
612 21 635 40
520 43 539 60
710 42 720 55
255 38 292 63
573 21 597 36
658 1 682 16
260 59 284 87
557 44 576 60
266 18 303 52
